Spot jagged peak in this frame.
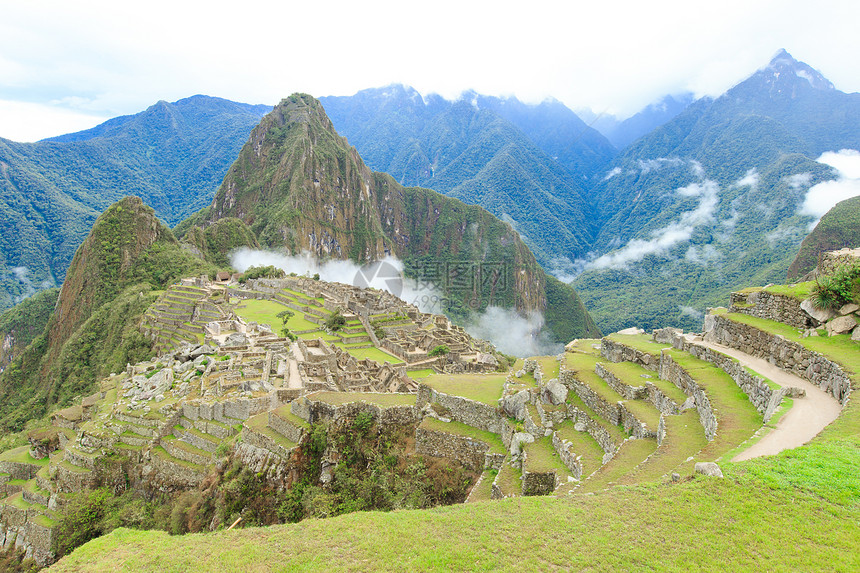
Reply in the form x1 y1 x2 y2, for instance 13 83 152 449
760 48 835 91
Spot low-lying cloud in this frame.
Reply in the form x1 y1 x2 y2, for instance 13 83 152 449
799 149 860 226
230 249 556 357
587 179 720 270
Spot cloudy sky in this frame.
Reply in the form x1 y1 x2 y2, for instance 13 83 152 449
2 0 859 142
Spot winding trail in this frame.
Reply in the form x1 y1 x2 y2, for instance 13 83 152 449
693 338 842 461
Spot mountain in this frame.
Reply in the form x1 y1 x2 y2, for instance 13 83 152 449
581 93 696 149
788 195 860 279
574 50 860 333
180 93 600 341
0 95 271 311
319 86 609 269
0 196 217 430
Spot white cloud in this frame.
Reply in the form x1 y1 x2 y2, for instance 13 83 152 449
685 244 722 266
603 167 622 181
799 149 860 226
679 305 704 322
786 172 812 190
734 168 759 189
462 307 562 358
637 157 685 175
587 180 720 270
0 100 109 142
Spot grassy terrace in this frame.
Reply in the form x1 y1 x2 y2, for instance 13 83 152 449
234 298 320 332
524 436 571 478
306 391 416 407
664 349 762 462
244 414 297 451
0 446 50 466
553 420 605 478
419 418 506 455
564 390 628 445
466 470 496 503
605 333 671 355
271 406 310 431
736 281 815 300
715 309 860 376
618 411 708 485
565 339 603 356
421 374 506 406
494 463 522 497
406 369 435 381
151 446 204 472
600 360 688 405
579 438 658 493
329 343 403 364
532 356 560 379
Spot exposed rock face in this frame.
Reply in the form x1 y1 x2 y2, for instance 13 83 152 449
800 298 836 324
542 380 567 405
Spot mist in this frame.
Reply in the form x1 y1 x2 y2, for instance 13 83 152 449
229 248 557 357
800 149 860 226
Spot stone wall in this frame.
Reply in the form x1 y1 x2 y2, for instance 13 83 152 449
600 338 662 371
730 290 813 329
416 385 505 434
551 431 583 479
657 354 718 441
705 314 852 404
415 427 491 471
521 465 556 496
594 363 647 400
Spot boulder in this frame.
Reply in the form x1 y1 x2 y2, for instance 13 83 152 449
852 327 860 342
542 380 567 406
501 389 530 420
826 315 857 336
510 432 535 456
694 462 724 478
800 298 836 324
838 303 860 315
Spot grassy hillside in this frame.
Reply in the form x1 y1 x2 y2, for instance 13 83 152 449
788 195 860 279
0 197 217 431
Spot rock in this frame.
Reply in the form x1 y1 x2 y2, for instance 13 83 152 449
574 421 587 432
703 313 716 334
542 380 568 406
826 315 858 336
501 389 530 420
510 432 535 456
694 462 724 478
515 370 525 379
681 396 696 411
852 326 860 342
671 472 680 483
838 303 860 315
224 333 248 347
801 298 836 324
616 327 645 335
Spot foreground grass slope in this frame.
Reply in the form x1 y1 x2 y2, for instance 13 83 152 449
51 336 860 572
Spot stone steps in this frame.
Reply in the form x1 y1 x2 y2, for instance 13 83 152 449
160 436 212 467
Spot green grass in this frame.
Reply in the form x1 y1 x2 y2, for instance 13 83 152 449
331 344 404 364
494 463 522 497
523 436 570 478
306 392 416 407
467 470 497 503
0 445 50 466
406 369 435 381
421 374 505 406
716 309 860 376
151 446 205 472
579 438 658 493
52 472 860 572
532 356 560 379
271 406 311 431
664 349 763 463
234 298 320 332
617 411 708 485
243 414 297 452
564 391 627 445
752 282 815 300
420 418 506 455
564 339 603 356
605 333 671 355
553 420 605 478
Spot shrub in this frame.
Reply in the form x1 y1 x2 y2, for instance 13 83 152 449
811 263 860 310
429 345 450 357
325 309 347 331
238 265 285 283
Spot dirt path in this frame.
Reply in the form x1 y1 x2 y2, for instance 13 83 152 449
693 338 842 461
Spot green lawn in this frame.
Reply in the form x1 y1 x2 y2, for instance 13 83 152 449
234 298 320 332
422 374 506 406
553 420 605 478
617 411 708 485
523 436 571 478
330 343 403 364
532 356 560 379
605 333 671 355
0 445 50 466
579 438 658 493
406 369 435 381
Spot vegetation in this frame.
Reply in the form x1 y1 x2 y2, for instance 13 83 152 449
238 265 285 283
324 309 347 332
788 194 860 279
810 262 860 310
428 345 449 357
